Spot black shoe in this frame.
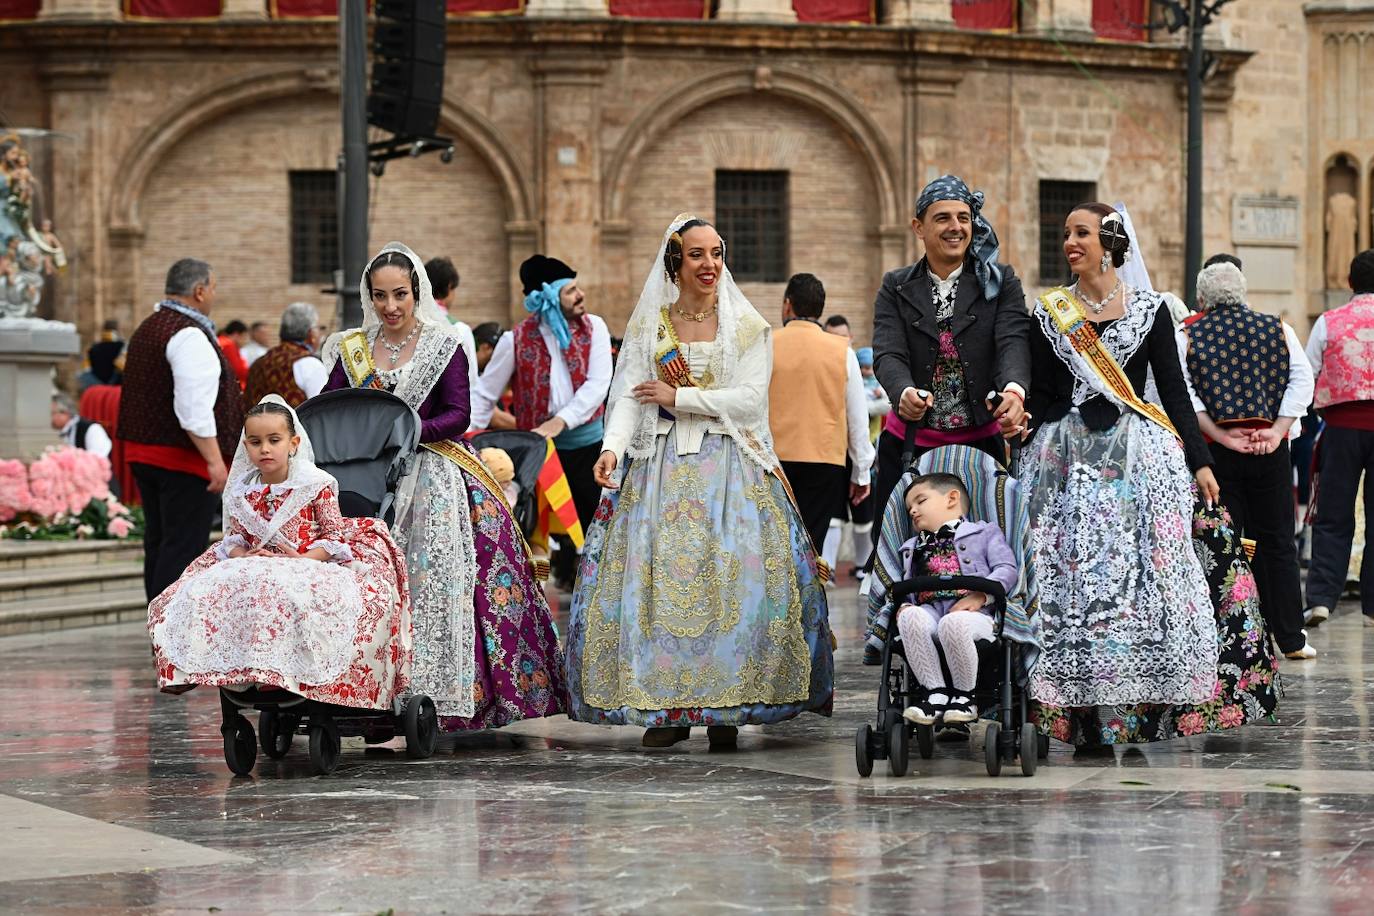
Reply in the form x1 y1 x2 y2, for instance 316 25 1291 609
862 646 882 666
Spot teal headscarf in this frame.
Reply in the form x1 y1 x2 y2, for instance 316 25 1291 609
523 278 574 350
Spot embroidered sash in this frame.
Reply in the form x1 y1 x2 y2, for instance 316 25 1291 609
340 330 547 579
1038 288 1181 443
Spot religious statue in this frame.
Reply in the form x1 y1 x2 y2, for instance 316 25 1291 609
1325 190 1358 290
0 133 66 319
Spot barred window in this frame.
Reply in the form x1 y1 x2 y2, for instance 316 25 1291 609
715 170 789 283
1039 179 1097 285
290 170 339 285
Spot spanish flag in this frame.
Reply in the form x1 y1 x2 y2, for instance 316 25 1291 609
533 439 584 552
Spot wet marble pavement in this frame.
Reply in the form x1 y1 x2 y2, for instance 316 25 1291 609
1 585 1372 915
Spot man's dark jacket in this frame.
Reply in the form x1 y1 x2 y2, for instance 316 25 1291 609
871 255 1032 430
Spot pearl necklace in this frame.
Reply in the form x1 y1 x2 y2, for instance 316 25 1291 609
1071 278 1122 315
379 322 421 364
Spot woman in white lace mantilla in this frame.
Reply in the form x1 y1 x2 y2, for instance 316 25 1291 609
1021 203 1279 747
564 214 833 749
148 396 411 709
322 243 567 731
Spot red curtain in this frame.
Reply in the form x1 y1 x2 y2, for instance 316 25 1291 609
1092 0 1147 41
125 0 222 17
608 0 708 16
0 0 39 20
793 0 873 24
271 0 338 16
446 0 523 14
951 0 1014 30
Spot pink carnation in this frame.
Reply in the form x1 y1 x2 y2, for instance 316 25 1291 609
27 447 111 521
0 459 31 522
107 516 132 539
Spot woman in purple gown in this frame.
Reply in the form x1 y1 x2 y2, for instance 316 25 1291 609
323 242 566 731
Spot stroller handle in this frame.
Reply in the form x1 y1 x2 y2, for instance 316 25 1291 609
899 392 1021 467
887 575 1008 617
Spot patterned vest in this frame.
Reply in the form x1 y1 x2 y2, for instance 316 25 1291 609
117 307 245 464
245 341 311 408
1185 304 1289 425
510 314 604 430
1313 294 1374 409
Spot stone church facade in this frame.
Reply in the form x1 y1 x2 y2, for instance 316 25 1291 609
0 0 1364 354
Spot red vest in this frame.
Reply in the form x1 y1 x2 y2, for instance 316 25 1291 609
118 308 245 473
510 315 604 430
245 341 311 408
1313 294 1374 409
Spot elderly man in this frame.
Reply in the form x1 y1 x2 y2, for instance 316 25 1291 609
240 321 272 366
1179 260 1315 659
51 392 111 459
245 301 329 408
118 258 244 600
1304 248 1374 630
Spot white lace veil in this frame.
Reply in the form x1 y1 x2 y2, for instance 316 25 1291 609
226 394 339 550
1114 203 1153 293
609 213 778 471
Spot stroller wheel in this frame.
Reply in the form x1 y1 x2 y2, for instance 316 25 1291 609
308 718 341 776
403 695 439 760
223 716 257 777
914 722 935 760
258 709 295 760
887 721 910 777
1019 722 1039 777
854 725 874 777
983 721 1002 777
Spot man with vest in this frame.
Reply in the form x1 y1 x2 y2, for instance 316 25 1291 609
51 392 112 460
770 272 874 555
244 301 328 408
1179 260 1315 659
1304 248 1374 630
118 258 244 600
471 254 612 585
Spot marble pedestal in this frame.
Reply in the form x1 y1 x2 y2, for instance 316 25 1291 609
0 319 79 460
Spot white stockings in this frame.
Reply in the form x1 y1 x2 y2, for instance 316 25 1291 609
895 604 994 693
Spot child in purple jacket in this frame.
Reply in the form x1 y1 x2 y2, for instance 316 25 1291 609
895 473 1019 725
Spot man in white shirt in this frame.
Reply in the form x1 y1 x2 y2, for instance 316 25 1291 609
239 321 271 366
245 301 329 407
117 258 244 599
50 392 112 460
1178 259 1316 659
425 256 479 402
768 273 874 558
472 254 612 586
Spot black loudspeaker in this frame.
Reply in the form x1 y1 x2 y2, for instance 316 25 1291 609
367 0 447 138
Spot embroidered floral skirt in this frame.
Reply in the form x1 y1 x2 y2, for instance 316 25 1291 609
1022 412 1280 746
395 444 567 732
149 518 412 710
565 433 833 728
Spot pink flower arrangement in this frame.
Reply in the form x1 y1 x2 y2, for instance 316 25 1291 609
26 447 111 519
0 459 32 522
107 516 132 538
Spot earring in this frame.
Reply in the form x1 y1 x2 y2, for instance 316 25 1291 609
1100 252 1111 274
289 451 297 459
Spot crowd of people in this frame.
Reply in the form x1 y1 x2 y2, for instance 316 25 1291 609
57 171 1374 758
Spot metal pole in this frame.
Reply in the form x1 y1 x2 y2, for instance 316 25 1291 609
1183 0 1205 308
338 0 369 330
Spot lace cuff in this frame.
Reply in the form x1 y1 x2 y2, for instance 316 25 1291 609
305 538 355 564
215 534 248 560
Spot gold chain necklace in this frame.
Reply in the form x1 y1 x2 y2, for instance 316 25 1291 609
674 302 717 322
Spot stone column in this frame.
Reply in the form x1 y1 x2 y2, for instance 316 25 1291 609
716 0 797 23
39 58 112 353
903 59 964 264
0 322 80 460
221 0 267 20
530 58 608 310
524 0 609 16
504 220 539 325
883 0 952 27
37 0 119 20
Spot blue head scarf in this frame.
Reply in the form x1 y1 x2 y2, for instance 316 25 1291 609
523 278 575 350
855 346 874 367
915 175 1003 301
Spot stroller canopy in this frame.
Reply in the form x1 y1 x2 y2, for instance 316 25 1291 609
297 388 421 524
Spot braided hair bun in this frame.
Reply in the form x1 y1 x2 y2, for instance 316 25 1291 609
1073 202 1132 268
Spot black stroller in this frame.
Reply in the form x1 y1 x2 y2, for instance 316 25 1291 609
855 442 1045 778
468 429 548 540
217 388 438 777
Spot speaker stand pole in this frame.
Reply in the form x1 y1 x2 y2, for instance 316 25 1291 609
338 0 369 331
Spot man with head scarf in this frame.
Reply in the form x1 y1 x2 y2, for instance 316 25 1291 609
471 254 612 586
867 175 1030 659
1180 260 1314 659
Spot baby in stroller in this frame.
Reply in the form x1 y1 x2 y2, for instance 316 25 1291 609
894 472 1019 726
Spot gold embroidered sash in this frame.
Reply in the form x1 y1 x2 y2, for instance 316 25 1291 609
1039 288 1182 443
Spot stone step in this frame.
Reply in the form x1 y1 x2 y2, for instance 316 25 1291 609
0 560 144 602
0 588 148 638
0 540 144 572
